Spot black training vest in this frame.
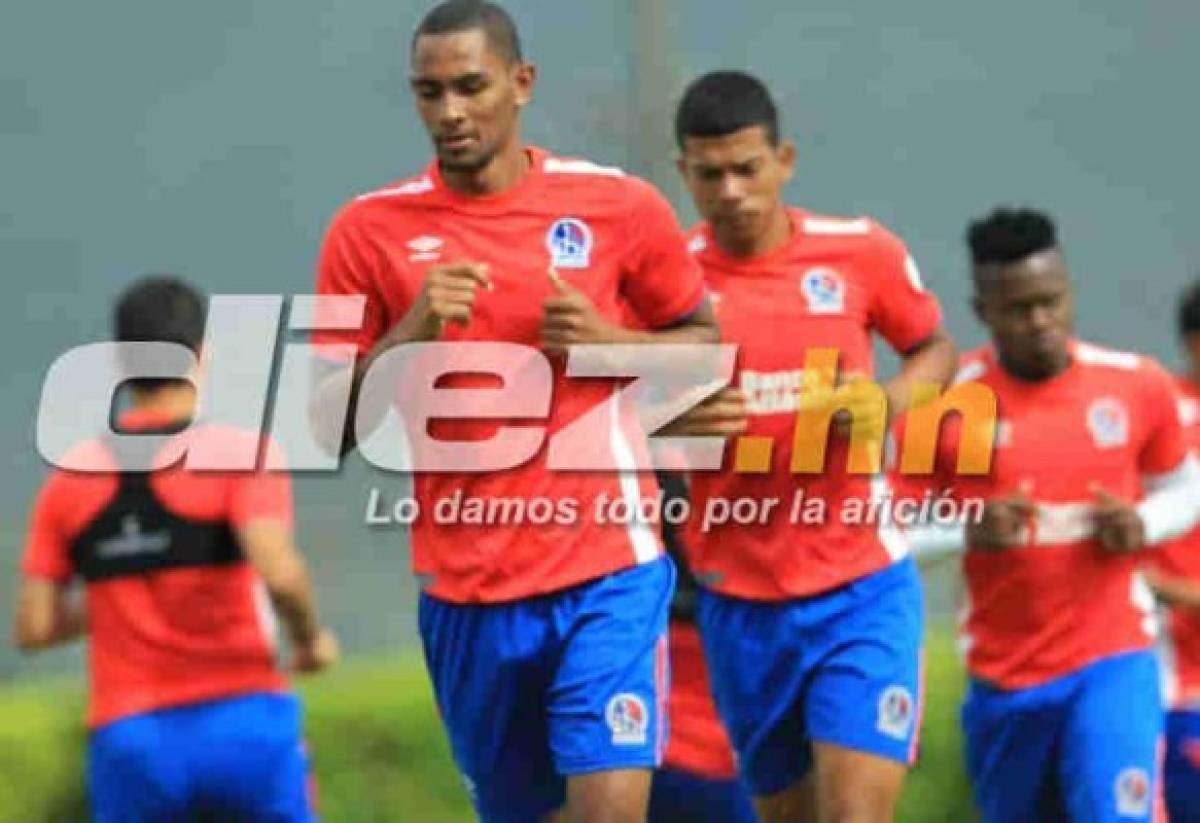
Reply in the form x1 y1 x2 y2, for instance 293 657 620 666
69 439 243 583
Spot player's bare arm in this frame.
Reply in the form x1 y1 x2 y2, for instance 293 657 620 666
885 328 958 417
237 520 339 674
541 269 719 353
1144 567 1200 610
12 577 85 651
312 261 494 455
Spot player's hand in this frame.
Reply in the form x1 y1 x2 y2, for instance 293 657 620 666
292 626 340 674
1091 484 1146 553
404 262 493 340
798 370 887 447
541 268 621 354
967 484 1034 550
656 386 749 437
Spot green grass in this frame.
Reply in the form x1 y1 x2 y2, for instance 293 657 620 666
0 632 973 822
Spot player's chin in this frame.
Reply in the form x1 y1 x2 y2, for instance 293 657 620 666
437 146 492 174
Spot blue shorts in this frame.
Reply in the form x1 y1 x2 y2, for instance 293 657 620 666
648 767 756 823
1164 708 1200 822
419 556 674 823
963 650 1163 823
88 692 315 823
695 557 924 797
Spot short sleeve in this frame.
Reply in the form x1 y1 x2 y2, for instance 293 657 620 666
312 204 392 360
1139 361 1189 477
620 180 707 329
866 224 944 354
229 441 294 530
20 474 75 581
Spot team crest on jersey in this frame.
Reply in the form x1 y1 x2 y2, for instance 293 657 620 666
1087 397 1129 449
800 268 846 314
605 693 649 746
876 685 915 740
546 218 593 269
1114 767 1150 817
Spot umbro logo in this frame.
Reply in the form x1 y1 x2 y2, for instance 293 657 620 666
407 235 444 262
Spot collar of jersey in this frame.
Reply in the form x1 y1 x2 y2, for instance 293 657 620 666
696 206 806 274
426 145 547 215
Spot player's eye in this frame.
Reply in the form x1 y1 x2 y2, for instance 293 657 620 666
698 168 724 183
735 161 761 177
454 76 488 95
413 84 443 101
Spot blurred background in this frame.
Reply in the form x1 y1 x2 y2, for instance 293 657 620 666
2 1 1197 818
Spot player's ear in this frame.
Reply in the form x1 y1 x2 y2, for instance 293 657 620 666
512 61 536 108
777 139 796 181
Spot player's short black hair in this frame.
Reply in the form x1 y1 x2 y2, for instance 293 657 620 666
1179 280 1200 337
114 275 206 392
967 207 1059 267
675 70 780 149
412 0 523 65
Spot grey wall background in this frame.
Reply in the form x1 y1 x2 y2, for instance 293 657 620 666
3 1 1197 679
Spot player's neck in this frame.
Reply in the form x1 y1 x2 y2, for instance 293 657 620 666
440 140 531 197
131 385 197 421
715 205 792 259
998 350 1071 383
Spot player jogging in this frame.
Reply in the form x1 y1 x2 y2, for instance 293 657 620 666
13 276 338 822
905 208 1200 822
311 2 717 820
648 472 755 823
672 70 958 821
1142 280 1200 821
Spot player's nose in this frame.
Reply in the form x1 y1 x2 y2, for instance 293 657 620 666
717 174 746 204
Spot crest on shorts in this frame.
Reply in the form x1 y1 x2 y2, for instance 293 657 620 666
800 268 846 314
605 693 649 746
876 685 915 741
1114 767 1150 817
1087 397 1129 449
546 218 594 269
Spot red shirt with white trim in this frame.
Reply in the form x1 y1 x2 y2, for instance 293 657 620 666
314 148 706 604
20 409 292 729
681 209 943 599
1149 375 1200 707
924 343 1186 689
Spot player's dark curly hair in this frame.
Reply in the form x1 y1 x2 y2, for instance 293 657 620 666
675 70 780 149
1179 280 1200 337
412 0 522 64
114 275 206 392
966 207 1058 266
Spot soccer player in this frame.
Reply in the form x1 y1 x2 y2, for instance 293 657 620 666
1142 280 1200 820
648 472 755 823
12 276 338 822
672 71 958 821
905 209 1200 822
310 2 717 820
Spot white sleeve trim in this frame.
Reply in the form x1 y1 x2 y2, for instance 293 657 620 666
903 520 966 561
1138 453 1200 546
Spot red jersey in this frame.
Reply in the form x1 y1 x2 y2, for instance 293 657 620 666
929 343 1186 689
314 148 706 604
682 209 943 599
1150 375 1200 707
20 409 292 729
662 621 738 779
